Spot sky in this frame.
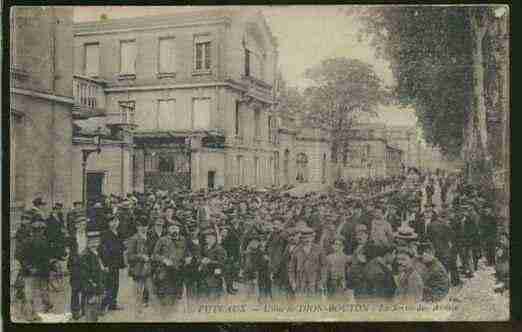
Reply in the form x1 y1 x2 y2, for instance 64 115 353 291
73 6 418 128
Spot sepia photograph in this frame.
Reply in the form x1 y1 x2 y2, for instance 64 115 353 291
8 5 510 323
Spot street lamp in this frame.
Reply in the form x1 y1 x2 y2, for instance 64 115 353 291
82 128 103 206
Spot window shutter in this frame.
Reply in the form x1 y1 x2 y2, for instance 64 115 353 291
85 43 99 77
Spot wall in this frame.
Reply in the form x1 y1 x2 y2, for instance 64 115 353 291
71 142 133 202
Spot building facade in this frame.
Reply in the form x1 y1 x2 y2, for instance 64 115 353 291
10 7 75 213
72 9 331 201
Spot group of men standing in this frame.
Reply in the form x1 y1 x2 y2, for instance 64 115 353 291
12 169 509 322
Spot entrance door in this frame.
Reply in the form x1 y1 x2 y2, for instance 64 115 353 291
86 172 104 206
208 171 216 190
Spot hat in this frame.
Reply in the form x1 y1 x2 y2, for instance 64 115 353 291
87 230 101 239
394 224 418 240
32 197 46 206
31 220 46 228
136 216 149 227
73 201 83 206
355 223 368 233
299 225 315 236
54 202 63 208
419 241 435 253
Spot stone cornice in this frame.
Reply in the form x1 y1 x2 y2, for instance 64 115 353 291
11 88 74 105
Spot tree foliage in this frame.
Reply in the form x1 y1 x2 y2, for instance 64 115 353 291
300 57 389 158
353 5 507 163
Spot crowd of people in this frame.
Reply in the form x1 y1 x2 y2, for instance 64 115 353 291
12 168 509 322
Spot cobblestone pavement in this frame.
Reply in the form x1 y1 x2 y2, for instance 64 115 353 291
10 258 509 322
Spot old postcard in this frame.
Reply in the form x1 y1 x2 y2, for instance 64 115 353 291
9 5 509 322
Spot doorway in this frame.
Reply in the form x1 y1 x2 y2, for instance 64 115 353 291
208 171 216 190
86 172 105 206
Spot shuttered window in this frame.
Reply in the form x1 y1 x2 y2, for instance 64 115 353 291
194 35 211 71
120 40 136 75
158 37 176 74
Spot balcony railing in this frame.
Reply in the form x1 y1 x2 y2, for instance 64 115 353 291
72 75 106 118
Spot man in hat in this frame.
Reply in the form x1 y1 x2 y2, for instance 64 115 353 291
66 215 89 321
288 225 327 297
219 224 240 295
368 207 394 250
13 210 33 313
80 230 105 322
199 227 226 300
152 221 188 314
494 230 509 293
419 242 450 302
243 229 272 301
117 199 136 241
363 244 396 301
266 218 288 296
67 201 85 237
184 221 203 302
47 203 67 267
127 216 153 317
427 209 453 274
16 218 54 320
100 214 126 312
29 197 47 223
350 223 371 300
480 204 498 267
395 246 424 304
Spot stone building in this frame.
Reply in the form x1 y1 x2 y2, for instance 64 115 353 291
71 9 332 202
10 7 75 213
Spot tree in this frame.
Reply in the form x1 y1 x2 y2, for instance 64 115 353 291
300 57 389 162
353 5 508 181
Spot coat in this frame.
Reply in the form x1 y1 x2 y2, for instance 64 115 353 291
80 249 105 299
99 230 126 269
364 257 396 300
152 235 188 295
267 231 288 275
126 233 151 279
427 220 453 262
200 243 226 294
117 207 136 240
66 229 87 288
47 213 67 260
288 243 327 295
369 219 394 249
395 266 424 304
16 233 54 277
421 257 450 302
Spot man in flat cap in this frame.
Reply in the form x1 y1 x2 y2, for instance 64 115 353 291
152 221 188 315
288 225 327 297
80 230 105 322
66 215 88 321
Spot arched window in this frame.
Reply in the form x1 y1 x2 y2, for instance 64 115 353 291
296 153 308 183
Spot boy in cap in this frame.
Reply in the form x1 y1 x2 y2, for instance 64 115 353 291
127 217 153 317
325 235 352 299
288 225 327 297
80 231 105 322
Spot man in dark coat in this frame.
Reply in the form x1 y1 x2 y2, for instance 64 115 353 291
16 219 54 320
67 201 85 237
481 205 498 267
99 214 126 312
427 209 453 273
395 246 424 304
419 242 450 302
350 224 371 300
220 224 240 294
47 203 67 262
364 245 396 301
266 219 288 296
116 200 136 241
80 231 106 322
276 227 301 299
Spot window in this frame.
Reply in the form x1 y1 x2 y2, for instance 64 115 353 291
194 35 211 71
84 43 100 77
120 40 136 75
235 100 240 136
157 99 176 130
158 37 176 74
245 47 264 80
193 98 211 129
118 101 135 124
254 109 261 139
